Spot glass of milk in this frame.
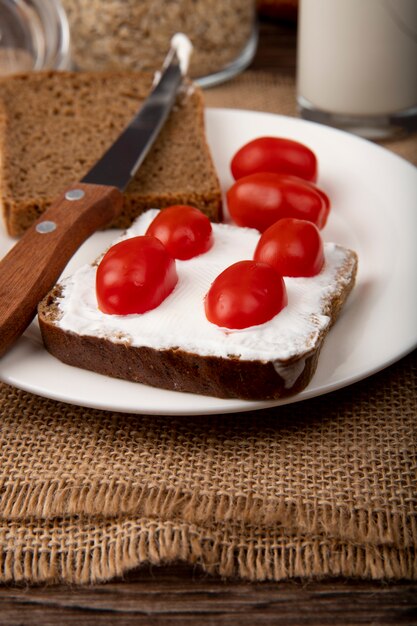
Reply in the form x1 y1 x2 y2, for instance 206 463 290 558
296 0 417 139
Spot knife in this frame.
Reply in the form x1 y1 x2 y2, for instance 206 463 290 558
0 35 191 357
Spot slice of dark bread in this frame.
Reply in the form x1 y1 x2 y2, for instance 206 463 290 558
0 71 222 237
38 211 358 401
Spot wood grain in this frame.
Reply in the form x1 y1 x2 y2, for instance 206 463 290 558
0 564 416 625
251 18 297 74
0 183 122 357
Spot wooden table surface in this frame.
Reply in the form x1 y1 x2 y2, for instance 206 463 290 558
1 18 416 626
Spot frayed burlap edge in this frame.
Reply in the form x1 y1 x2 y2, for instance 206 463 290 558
1 518 416 584
1 480 416 551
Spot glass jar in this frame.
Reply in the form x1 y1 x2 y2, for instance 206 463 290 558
0 0 71 76
60 0 258 87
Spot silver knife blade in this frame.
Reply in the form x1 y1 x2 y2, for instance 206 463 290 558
82 46 184 191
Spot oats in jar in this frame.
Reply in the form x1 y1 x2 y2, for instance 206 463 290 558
62 0 257 82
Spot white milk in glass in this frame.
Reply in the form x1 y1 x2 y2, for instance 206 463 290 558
296 0 417 137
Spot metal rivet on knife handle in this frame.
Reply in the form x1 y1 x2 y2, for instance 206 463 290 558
36 221 57 234
65 189 85 201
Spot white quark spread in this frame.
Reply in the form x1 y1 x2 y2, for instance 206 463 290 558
56 210 354 367
153 34 193 86
170 33 193 76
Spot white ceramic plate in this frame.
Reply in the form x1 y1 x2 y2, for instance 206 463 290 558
1 109 416 415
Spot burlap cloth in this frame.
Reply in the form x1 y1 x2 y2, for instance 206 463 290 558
0 73 416 584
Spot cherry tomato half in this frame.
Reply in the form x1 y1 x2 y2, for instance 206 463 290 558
145 205 213 260
231 137 318 182
227 172 330 233
96 235 178 315
254 218 324 277
204 260 287 330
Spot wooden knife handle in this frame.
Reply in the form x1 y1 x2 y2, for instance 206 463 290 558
0 182 123 357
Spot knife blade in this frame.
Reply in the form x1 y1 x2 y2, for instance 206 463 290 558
0 35 191 357
82 46 183 191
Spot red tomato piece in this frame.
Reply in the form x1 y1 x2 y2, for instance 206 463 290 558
145 205 213 260
204 260 287 330
227 172 330 233
254 218 325 277
231 136 318 182
96 235 178 315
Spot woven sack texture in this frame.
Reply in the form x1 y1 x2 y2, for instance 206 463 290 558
0 350 416 583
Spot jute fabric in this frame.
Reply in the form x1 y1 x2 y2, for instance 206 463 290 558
0 351 416 582
0 73 416 583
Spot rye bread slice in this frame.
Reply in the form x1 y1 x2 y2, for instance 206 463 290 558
38 212 358 401
0 71 222 237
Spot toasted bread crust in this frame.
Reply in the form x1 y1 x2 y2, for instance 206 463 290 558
38 250 357 401
39 297 317 400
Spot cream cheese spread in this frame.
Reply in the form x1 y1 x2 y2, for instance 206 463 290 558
55 210 354 366
171 33 193 76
